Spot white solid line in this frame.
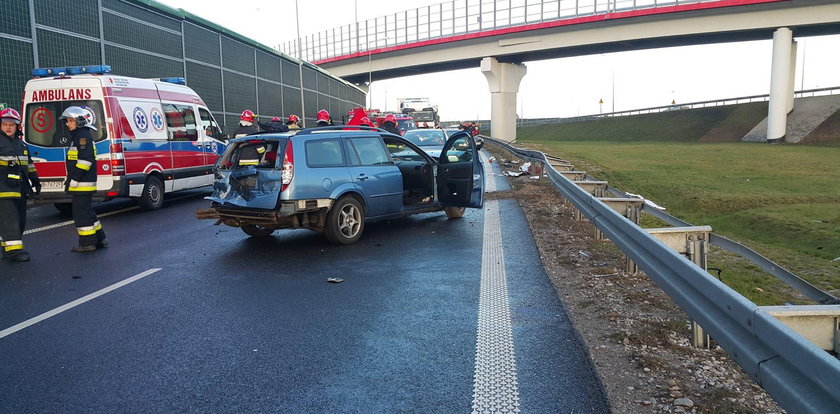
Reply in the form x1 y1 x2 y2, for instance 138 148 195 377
471 200 520 413
0 268 163 340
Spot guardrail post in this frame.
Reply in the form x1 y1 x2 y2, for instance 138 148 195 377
645 226 713 348
593 198 644 240
760 305 840 352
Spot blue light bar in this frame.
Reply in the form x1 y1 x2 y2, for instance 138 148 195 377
31 65 111 77
158 77 187 85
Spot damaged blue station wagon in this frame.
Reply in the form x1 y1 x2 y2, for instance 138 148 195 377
196 126 484 245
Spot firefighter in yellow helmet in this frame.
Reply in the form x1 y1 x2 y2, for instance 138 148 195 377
60 106 107 252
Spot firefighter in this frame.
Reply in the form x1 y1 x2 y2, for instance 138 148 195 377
59 106 106 253
380 114 400 135
286 114 301 130
359 117 374 127
316 109 332 127
233 110 260 137
258 116 290 133
0 108 39 262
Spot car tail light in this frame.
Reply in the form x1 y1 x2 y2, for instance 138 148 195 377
110 143 125 176
280 143 294 192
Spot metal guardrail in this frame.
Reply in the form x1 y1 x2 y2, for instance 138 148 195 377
485 137 840 414
516 86 840 127
279 0 733 62
602 184 840 306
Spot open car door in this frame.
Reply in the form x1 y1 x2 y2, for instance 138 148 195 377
436 131 484 208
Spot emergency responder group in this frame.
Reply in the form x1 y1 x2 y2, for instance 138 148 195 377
2 107 412 262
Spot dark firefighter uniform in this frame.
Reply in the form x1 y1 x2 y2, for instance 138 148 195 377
65 124 106 251
0 126 39 261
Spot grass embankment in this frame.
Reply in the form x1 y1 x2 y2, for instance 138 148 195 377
517 105 840 305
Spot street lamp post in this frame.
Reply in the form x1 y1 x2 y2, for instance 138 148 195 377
295 0 306 127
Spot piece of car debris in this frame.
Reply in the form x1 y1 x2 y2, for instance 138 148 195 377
327 277 344 283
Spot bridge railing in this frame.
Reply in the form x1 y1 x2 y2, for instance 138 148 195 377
279 0 733 63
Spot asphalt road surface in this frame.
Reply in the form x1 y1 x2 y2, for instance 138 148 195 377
0 155 609 413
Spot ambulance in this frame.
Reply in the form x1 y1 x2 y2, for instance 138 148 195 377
21 65 227 212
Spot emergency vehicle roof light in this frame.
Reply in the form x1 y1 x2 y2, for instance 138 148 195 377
31 65 111 77
159 77 186 85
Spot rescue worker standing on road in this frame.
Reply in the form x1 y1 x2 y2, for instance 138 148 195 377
286 114 301 130
380 114 400 135
60 106 106 253
0 108 40 262
234 110 260 138
316 109 332 127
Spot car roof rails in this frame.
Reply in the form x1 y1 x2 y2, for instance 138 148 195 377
295 125 387 135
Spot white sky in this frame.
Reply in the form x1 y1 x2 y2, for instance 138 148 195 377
158 0 840 121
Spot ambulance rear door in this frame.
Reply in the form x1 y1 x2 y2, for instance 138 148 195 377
22 77 112 198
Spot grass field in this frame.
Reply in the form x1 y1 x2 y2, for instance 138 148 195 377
516 108 840 305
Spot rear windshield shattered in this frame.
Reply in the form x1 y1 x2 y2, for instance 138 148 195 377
218 138 287 170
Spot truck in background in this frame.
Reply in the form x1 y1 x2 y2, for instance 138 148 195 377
399 98 438 129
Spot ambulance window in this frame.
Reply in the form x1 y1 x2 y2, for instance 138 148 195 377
199 108 223 140
163 104 198 142
24 101 107 147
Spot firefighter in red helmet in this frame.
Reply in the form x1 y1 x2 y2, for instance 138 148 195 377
359 117 374 127
0 108 40 262
316 109 332 127
286 114 301 130
380 114 400 135
234 110 260 138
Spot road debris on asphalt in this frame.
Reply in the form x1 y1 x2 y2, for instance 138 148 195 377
326 278 344 283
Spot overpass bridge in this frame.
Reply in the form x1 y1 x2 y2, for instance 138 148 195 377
280 0 840 143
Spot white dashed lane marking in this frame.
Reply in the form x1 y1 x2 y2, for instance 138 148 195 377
0 268 163 339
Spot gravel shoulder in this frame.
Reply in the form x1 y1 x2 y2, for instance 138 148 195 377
486 148 785 414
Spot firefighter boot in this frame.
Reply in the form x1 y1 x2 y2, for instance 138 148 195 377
71 245 96 253
4 250 30 262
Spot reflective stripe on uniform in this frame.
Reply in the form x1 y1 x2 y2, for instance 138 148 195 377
77 225 97 236
67 148 78 161
239 159 259 165
7 174 20 180
76 160 92 171
4 240 23 252
0 192 22 198
28 166 36 173
93 221 102 231
68 186 96 192
0 156 16 161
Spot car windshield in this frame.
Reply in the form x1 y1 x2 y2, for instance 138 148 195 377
402 130 446 147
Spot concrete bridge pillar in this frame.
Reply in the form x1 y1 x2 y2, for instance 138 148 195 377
767 27 796 143
481 57 527 142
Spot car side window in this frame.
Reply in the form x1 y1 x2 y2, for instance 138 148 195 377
442 136 473 163
349 137 391 166
198 107 223 140
306 139 345 167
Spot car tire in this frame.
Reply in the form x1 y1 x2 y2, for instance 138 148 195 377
138 175 164 210
54 202 73 216
444 206 465 218
325 196 365 245
241 224 275 237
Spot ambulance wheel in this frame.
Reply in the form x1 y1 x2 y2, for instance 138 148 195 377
138 176 164 210
54 203 73 216
325 196 365 245
241 224 275 238
444 206 465 218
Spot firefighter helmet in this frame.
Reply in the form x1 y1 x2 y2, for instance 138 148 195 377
240 110 256 122
384 114 396 125
317 109 330 123
359 117 373 127
271 116 282 122
59 106 97 130
0 108 21 124
286 114 300 125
